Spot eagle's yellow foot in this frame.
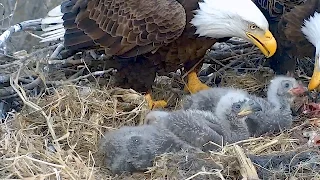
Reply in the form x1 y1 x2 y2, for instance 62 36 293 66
145 93 168 109
184 71 209 94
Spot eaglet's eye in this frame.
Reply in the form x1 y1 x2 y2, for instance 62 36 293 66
249 23 257 30
284 82 290 88
234 103 241 110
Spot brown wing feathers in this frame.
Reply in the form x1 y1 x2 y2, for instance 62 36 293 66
280 0 320 58
62 0 187 58
252 0 319 74
61 0 97 50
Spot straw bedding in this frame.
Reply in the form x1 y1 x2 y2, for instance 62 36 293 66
0 39 319 179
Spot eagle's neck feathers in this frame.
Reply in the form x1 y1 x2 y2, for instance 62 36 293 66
302 11 320 49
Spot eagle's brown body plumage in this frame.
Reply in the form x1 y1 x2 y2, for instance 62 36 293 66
253 0 320 75
61 0 218 92
47 0 277 108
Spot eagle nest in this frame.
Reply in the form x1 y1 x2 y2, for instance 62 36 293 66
0 39 319 179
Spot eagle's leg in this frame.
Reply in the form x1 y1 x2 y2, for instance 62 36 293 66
145 93 168 109
184 71 209 94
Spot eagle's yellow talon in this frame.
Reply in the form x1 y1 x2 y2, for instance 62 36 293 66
145 93 168 109
184 71 209 94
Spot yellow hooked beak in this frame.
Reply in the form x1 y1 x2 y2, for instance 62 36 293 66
308 53 320 91
246 30 277 58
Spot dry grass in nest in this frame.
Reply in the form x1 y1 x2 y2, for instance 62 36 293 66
218 68 275 96
1 70 316 180
0 55 318 179
151 75 186 109
145 130 319 180
0 84 149 179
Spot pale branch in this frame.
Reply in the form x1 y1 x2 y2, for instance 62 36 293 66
50 43 64 59
47 58 86 66
0 19 42 55
0 75 36 84
45 69 113 86
0 69 113 100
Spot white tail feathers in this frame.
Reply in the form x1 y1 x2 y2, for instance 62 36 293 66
40 5 65 43
40 28 65 43
47 5 63 17
42 23 64 33
41 16 64 25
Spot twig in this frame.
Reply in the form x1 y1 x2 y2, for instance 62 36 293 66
50 43 64 59
45 69 113 86
251 139 279 154
0 74 36 84
0 69 113 100
5 154 65 168
206 50 259 62
185 170 225 180
0 44 58 69
205 59 240 84
0 19 42 54
9 72 79 179
0 76 43 99
47 58 87 65
233 145 259 180
9 72 67 164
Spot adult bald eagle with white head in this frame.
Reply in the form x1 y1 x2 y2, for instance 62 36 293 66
253 0 320 91
41 0 277 109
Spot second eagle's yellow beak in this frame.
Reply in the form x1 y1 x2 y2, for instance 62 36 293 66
308 53 320 91
246 30 277 58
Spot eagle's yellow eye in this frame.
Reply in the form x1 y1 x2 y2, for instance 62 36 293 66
250 24 257 30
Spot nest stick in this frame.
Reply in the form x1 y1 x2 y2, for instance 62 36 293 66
0 76 43 99
185 170 225 180
5 154 65 168
50 43 64 59
0 44 59 69
233 145 259 180
251 139 279 154
9 73 63 158
45 69 113 86
0 69 112 100
9 74 80 179
0 19 42 54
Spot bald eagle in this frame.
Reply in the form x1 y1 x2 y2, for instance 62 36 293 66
253 0 320 91
40 0 277 109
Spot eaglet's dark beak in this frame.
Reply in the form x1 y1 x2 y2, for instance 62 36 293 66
237 99 262 116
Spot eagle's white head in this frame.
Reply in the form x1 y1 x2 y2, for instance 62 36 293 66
301 12 320 90
190 0 277 58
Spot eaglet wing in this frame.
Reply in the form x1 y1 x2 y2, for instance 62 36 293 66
61 0 186 57
280 0 320 58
